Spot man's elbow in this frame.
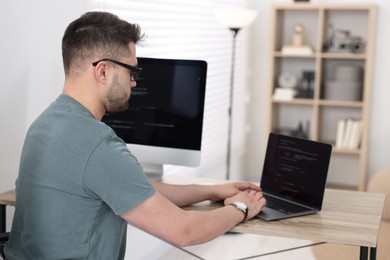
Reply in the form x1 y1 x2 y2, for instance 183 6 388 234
165 226 199 247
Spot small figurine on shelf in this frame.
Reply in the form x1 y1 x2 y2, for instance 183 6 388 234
281 24 313 55
293 120 310 139
277 120 310 139
297 71 315 99
322 23 365 53
273 72 298 100
292 24 305 46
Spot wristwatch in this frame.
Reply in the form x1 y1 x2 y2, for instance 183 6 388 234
230 201 248 223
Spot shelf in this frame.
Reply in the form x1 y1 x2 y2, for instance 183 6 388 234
274 52 316 59
273 3 375 11
320 52 366 60
272 98 314 105
332 147 361 155
275 52 366 60
318 100 363 108
273 99 363 108
267 4 376 191
320 139 361 155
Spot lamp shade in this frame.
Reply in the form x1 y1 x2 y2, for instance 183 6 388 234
215 8 258 29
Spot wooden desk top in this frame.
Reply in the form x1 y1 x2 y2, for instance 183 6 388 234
162 175 386 248
1 175 385 248
0 189 15 206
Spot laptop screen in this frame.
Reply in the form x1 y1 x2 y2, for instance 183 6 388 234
261 133 332 209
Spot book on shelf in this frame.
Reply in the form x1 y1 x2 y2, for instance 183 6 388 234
335 118 362 150
281 45 313 56
273 88 297 100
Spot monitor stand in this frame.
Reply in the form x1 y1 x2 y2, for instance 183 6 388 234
141 163 164 181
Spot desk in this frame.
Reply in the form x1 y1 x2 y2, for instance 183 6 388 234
0 176 385 260
0 189 15 233
162 175 385 260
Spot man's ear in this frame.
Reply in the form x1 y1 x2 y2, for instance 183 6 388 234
93 61 108 83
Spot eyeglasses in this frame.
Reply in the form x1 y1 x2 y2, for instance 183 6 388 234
92 58 142 82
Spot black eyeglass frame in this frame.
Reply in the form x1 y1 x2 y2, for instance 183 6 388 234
92 58 142 81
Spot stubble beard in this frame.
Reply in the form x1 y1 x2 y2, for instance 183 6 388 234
106 73 130 113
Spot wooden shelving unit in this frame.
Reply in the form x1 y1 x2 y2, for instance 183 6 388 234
266 3 377 190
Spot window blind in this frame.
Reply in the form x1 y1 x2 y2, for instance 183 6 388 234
93 0 252 179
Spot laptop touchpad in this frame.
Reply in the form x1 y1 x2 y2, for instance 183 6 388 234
257 207 288 221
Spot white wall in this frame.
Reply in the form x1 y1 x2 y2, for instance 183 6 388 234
0 0 88 228
246 0 390 184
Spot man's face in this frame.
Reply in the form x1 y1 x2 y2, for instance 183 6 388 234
105 42 138 113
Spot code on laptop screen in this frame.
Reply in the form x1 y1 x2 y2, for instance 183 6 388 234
261 133 332 208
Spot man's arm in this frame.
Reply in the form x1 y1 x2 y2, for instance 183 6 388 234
151 181 261 207
121 188 265 247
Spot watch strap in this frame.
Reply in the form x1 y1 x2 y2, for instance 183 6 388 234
229 201 248 223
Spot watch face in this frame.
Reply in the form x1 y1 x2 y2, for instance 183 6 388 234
234 201 247 211
232 201 248 222
278 73 298 88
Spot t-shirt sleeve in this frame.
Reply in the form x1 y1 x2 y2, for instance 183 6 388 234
83 137 155 215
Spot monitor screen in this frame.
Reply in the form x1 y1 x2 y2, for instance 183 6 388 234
102 57 207 172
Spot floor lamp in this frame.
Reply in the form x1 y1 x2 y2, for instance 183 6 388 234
215 9 258 180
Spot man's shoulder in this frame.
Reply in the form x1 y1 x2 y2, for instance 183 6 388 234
28 95 118 147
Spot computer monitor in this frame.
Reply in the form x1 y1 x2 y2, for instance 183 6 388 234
102 57 207 179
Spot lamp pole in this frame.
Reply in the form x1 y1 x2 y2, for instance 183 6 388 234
215 8 258 180
226 28 240 180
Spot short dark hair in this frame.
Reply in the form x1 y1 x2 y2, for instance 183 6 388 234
62 11 144 76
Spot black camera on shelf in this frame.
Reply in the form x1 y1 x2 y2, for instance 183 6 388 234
322 25 365 53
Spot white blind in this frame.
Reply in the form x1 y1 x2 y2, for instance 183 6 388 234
93 0 252 179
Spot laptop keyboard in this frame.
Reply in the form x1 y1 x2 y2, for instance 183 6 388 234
264 194 310 214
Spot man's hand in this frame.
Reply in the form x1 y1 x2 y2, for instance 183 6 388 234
224 189 266 220
209 181 261 202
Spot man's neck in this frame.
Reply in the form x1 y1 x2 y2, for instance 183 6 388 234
63 81 105 121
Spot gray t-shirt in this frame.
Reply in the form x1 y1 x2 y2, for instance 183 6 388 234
5 94 155 259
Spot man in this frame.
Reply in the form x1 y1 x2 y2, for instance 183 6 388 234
5 12 266 259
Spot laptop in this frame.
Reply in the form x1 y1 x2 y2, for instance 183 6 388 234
257 133 332 221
